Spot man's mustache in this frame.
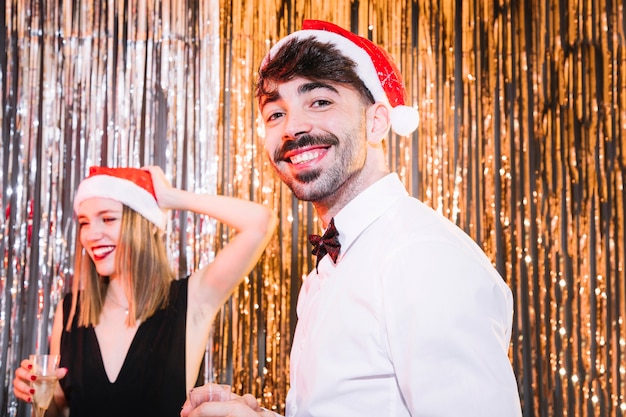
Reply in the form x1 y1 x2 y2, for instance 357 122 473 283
274 134 340 162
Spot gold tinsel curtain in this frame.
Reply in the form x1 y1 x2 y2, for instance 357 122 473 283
1 1 624 416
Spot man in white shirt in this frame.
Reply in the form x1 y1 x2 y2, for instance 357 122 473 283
182 19 523 417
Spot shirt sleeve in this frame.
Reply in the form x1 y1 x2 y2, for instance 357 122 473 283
381 239 523 417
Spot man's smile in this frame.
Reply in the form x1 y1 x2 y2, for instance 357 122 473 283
286 147 329 165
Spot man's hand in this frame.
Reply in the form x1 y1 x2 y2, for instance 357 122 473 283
180 387 279 417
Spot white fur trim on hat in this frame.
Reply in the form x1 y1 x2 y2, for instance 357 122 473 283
390 105 420 137
74 174 167 230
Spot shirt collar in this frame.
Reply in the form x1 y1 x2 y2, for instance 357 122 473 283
332 173 408 257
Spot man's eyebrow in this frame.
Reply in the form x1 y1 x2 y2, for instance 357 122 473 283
259 93 280 109
298 81 338 95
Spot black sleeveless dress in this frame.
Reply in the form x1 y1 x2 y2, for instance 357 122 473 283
59 277 191 417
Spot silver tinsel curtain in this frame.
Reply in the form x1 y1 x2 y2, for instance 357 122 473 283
1 1 625 416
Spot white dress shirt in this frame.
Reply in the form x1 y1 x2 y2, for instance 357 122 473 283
285 173 522 417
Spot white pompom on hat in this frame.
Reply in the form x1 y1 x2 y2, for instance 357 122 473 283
74 166 167 231
262 19 419 136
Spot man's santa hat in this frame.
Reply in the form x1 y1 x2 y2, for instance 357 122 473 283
262 19 419 136
74 166 167 230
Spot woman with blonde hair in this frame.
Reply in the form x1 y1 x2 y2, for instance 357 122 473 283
13 165 276 417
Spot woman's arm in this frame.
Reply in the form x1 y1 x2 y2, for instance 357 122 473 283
146 166 277 391
146 165 277 311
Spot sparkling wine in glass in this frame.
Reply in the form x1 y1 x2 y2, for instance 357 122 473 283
29 354 60 417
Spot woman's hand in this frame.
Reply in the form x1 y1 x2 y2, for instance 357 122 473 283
13 358 67 403
143 165 178 210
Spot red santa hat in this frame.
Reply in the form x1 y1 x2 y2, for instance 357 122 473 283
74 166 167 230
262 19 419 136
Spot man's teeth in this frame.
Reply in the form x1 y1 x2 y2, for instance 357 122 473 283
93 246 115 257
291 149 323 164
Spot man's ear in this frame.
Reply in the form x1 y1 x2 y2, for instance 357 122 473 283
366 103 391 144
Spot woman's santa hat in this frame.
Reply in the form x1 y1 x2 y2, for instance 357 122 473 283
74 166 167 230
262 19 419 136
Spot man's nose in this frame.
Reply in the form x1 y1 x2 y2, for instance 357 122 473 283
283 110 313 140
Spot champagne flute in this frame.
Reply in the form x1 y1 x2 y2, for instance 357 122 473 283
29 354 60 417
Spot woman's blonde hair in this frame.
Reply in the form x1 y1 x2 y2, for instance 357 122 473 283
66 205 174 330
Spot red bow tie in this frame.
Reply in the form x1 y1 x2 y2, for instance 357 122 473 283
308 218 341 270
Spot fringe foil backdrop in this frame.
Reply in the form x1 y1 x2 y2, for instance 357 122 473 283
0 1 625 416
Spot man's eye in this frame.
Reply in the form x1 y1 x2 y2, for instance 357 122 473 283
312 99 331 107
267 112 284 122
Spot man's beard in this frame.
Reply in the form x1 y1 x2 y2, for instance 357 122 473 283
272 132 360 202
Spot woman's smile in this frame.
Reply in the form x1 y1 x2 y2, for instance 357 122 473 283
91 245 116 261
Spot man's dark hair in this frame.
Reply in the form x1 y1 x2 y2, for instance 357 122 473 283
256 36 375 105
